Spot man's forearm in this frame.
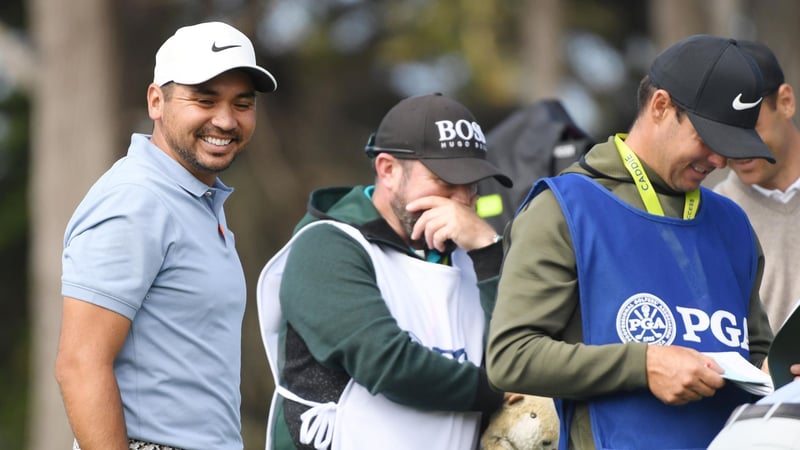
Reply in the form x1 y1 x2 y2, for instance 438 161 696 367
60 368 128 450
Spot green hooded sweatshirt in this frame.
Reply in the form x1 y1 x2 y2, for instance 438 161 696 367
272 185 504 449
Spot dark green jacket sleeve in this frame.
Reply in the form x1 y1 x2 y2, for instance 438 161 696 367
468 238 504 326
280 223 502 412
746 235 772 369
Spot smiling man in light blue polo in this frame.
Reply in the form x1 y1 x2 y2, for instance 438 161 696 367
56 22 276 450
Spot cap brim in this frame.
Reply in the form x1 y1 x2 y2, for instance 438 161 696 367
241 66 277 92
167 66 277 92
688 112 775 163
420 158 513 188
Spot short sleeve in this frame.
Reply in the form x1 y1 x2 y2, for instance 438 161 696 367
62 183 175 319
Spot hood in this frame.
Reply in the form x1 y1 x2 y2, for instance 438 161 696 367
563 137 683 195
294 185 382 234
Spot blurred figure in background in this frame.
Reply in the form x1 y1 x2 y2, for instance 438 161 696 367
714 40 800 333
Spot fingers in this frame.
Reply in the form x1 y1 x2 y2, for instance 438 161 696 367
503 392 526 405
791 363 800 380
703 358 724 375
764 360 800 381
410 206 452 251
693 367 725 397
407 196 495 251
405 196 443 214
646 345 725 405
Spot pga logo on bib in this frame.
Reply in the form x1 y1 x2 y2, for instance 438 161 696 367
616 292 749 349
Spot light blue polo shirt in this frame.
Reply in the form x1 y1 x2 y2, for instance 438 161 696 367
62 133 246 450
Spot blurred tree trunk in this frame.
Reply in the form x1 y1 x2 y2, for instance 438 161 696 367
751 0 800 92
0 22 35 92
648 0 743 49
27 0 119 448
519 0 564 102
647 0 744 188
648 0 703 46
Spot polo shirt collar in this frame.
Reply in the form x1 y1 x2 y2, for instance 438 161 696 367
751 176 800 204
130 133 234 199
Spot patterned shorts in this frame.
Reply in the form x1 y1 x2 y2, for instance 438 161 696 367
73 439 183 450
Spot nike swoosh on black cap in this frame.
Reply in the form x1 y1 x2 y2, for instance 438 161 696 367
648 34 774 163
738 39 785 96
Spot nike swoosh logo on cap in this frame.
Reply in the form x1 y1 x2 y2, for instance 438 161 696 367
211 42 241 52
732 93 762 111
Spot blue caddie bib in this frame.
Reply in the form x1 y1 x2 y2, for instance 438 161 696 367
526 174 756 450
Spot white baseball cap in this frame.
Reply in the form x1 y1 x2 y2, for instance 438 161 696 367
153 21 277 92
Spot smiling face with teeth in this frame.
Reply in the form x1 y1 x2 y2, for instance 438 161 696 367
630 89 728 193
659 108 728 192
147 69 257 185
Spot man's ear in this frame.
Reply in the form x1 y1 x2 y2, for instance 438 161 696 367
147 83 165 121
650 89 673 123
776 83 796 119
374 153 402 187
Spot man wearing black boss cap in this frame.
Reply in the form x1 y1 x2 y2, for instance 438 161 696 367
488 35 776 449
257 93 512 449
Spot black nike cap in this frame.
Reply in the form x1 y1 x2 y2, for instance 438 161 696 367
649 34 774 163
738 40 785 96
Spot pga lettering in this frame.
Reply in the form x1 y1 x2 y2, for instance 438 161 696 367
674 306 749 350
628 315 668 341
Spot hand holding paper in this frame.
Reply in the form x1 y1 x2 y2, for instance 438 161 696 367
703 351 773 395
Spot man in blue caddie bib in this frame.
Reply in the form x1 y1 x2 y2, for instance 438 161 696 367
488 34 800 450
